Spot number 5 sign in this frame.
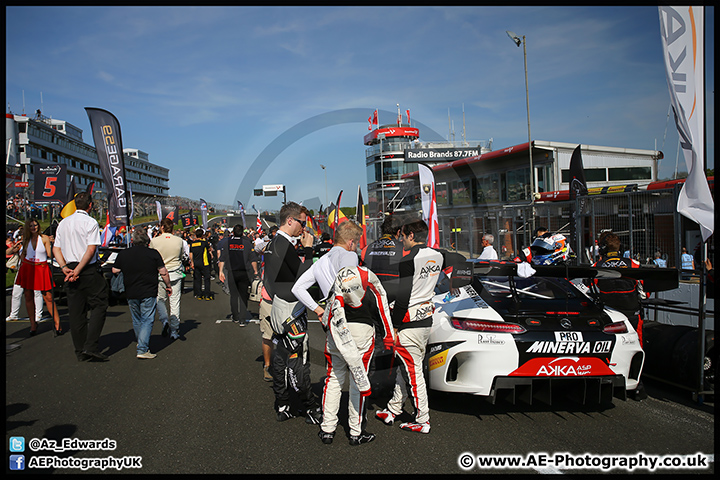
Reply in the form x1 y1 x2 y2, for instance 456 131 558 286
34 164 67 203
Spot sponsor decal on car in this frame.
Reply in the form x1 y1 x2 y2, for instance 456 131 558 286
428 350 448 371
465 285 490 309
478 334 505 345
555 331 583 342
427 341 465 371
509 356 616 377
526 339 612 354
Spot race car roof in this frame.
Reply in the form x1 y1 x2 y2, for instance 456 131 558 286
465 260 679 292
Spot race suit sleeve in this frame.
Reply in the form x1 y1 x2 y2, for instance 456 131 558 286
366 269 396 348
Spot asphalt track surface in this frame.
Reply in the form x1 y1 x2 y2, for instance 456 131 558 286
5 278 715 475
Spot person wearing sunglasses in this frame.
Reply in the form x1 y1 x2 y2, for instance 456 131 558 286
263 201 321 425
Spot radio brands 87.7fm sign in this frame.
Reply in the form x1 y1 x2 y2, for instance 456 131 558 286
404 147 481 162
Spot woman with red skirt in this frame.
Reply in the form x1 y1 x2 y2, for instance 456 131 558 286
15 219 62 336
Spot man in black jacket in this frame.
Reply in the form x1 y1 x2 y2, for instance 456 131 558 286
263 201 321 424
313 232 333 258
361 214 403 304
219 224 259 326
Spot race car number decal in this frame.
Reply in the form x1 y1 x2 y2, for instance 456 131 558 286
509 356 615 377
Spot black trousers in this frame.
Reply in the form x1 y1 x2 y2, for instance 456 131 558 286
193 264 211 296
228 269 251 322
271 337 317 412
65 263 108 358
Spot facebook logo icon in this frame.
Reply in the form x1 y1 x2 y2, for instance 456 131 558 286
10 455 25 470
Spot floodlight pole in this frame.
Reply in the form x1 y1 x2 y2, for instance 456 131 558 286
507 31 535 201
321 164 328 210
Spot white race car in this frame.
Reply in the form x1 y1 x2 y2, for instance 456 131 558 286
425 261 677 404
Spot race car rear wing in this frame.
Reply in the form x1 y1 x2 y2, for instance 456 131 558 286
450 260 679 293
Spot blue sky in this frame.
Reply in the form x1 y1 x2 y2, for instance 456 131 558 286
6 6 714 211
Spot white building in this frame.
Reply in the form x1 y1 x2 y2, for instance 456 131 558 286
6 111 169 199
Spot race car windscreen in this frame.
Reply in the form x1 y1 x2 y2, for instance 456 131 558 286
477 276 580 301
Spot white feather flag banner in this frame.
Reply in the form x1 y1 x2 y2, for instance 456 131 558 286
658 6 713 241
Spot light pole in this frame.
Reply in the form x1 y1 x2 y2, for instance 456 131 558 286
320 164 328 213
506 30 535 201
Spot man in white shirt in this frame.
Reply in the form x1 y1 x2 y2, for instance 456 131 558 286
253 231 267 253
52 192 109 362
477 233 498 260
681 247 695 271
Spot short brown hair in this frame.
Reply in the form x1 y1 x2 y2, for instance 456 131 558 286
599 232 621 252
401 220 428 244
278 202 302 226
74 191 92 211
381 215 401 236
160 218 174 233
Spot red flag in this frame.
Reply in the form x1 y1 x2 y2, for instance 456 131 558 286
406 109 410 125
100 210 114 247
368 115 372 130
372 109 378 126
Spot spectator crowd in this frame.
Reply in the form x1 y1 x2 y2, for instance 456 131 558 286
6 195 714 446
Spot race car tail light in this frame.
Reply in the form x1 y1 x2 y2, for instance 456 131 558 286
602 321 628 334
451 318 526 334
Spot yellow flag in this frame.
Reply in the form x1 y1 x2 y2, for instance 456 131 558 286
60 199 77 218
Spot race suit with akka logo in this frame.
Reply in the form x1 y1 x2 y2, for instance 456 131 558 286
392 244 445 330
